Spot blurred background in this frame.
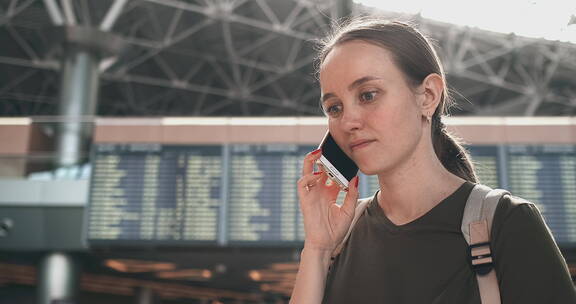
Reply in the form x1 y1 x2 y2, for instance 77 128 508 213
0 0 575 303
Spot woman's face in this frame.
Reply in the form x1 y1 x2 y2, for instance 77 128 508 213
319 40 426 175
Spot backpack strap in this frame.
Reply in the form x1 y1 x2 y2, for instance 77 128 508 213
462 184 510 304
330 196 372 259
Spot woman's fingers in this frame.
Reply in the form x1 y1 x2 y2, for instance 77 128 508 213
297 171 324 196
301 148 322 176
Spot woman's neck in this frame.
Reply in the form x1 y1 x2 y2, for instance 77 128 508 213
376 139 466 226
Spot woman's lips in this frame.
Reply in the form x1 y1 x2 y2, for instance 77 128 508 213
350 140 375 151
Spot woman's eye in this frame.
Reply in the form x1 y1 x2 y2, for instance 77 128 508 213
359 91 377 102
324 104 343 117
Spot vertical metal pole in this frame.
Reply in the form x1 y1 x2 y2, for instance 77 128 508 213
497 144 509 189
38 25 124 304
136 286 156 304
218 144 230 246
39 42 100 304
358 172 368 198
55 46 100 168
38 252 80 304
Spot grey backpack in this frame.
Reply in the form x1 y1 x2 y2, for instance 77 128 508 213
331 184 510 304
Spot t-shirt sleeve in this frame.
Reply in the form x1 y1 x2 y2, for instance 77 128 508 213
491 195 576 303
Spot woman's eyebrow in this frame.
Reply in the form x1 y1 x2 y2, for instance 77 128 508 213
321 93 336 104
321 76 382 104
348 76 382 91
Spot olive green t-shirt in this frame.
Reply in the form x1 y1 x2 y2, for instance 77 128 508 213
322 181 576 303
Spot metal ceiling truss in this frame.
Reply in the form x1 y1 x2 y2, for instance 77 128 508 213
0 0 575 117
411 13 576 116
0 0 333 116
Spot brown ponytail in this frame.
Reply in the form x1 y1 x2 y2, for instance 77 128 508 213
317 17 478 182
431 117 478 183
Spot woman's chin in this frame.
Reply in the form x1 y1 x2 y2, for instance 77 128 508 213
357 164 380 176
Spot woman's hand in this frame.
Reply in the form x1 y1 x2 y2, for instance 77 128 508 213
297 149 359 254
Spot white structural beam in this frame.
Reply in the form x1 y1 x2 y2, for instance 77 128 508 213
43 0 65 25
221 20 242 88
0 0 35 26
60 0 77 25
100 0 128 31
0 55 59 69
7 25 39 60
0 69 37 96
100 72 320 114
141 0 320 40
116 18 215 75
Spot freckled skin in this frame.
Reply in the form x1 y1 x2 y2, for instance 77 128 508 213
319 41 426 176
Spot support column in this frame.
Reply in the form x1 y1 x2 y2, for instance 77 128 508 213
38 252 80 304
50 26 124 168
136 286 156 304
55 45 100 167
38 26 124 304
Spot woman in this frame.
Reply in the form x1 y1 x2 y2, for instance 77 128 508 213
290 18 576 303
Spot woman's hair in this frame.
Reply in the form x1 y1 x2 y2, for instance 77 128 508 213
316 17 478 183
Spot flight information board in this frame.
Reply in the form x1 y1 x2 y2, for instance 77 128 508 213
87 144 222 244
227 144 312 243
507 145 576 244
468 145 500 189
86 143 576 246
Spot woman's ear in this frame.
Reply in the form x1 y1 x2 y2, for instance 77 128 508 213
419 73 444 117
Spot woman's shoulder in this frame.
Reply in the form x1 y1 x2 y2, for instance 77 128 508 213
492 192 549 241
491 191 576 302
495 193 541 222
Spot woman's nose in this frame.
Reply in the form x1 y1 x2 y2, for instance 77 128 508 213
340 104 363 132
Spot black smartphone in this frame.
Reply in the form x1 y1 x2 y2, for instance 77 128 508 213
317 131 359 191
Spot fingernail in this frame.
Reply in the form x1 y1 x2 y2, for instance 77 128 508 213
311 148 322 155
314 171 322 175
355 176 359 188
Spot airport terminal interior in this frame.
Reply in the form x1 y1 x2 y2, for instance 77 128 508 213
1 0 576 303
